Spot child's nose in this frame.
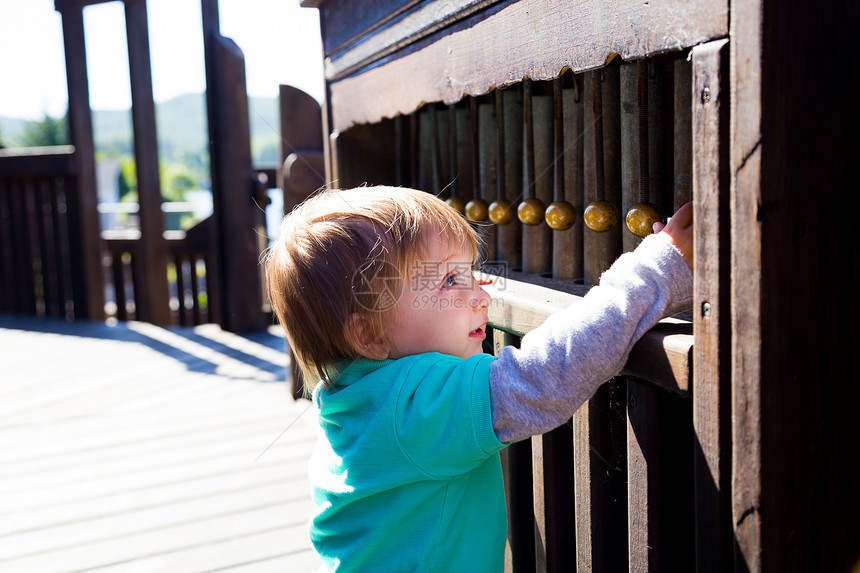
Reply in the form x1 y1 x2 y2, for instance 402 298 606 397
472 285 491 310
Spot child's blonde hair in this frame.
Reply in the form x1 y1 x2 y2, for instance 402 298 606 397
265 186 480 391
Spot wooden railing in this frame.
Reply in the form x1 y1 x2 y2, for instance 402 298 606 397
0 141 275 328
101 166 276 327
102 226 212 326
0 146 100 320
482 273 695 571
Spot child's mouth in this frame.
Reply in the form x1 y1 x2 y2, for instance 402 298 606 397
469 326 485 338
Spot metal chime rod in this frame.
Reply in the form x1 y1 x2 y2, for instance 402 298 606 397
637 60 650 205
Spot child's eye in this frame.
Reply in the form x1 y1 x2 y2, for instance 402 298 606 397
441 274 458 288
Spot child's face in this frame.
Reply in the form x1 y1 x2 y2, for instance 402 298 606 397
385 237 491 361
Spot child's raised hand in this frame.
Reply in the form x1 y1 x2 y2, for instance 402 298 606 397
652 202 693 270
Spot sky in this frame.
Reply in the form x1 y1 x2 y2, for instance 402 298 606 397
0 0 325 120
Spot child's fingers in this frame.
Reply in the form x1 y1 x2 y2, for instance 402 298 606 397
665 201 693 231
652 221 666 233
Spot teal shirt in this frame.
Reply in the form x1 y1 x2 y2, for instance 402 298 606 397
309 353 507 572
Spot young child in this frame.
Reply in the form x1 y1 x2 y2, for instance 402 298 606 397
265 186 693 572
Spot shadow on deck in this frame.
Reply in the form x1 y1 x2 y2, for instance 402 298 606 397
0 314 321 573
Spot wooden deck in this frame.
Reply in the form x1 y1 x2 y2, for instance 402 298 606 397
0 314 321 573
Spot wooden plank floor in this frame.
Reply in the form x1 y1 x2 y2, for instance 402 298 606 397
0 314 322 573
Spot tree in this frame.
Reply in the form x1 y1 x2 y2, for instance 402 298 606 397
20 114 69 147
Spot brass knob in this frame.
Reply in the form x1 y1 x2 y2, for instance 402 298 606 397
445 196 466 215
545 201 577 231
488 199 515 225
517 198 546 226
625 202 661 238
583 200 617 232
465 199 489 222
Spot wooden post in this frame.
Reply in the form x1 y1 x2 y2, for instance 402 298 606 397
202 0 268 332
125 0 171 325
278 84 325 399
731 0 859 570
278 85 325 214
691 38 732 573
56 4 105 321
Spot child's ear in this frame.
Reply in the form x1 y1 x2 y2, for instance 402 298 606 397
345 314 390 361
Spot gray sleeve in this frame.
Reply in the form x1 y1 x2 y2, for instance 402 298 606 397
489 232 693 443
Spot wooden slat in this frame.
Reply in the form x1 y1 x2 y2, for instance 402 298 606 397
691 38 732 573
626 377 694 571
52 177 73 319
573 380 627 572
531 423 574 572
325 0 727 130
492 328 535 573
8 180 36 314
313 0 421 56
36 179 61 318
673 55 693 208
24 179 44 315
322 0 496 76
0 181 14 312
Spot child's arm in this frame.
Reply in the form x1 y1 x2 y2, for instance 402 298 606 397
489 208 693 443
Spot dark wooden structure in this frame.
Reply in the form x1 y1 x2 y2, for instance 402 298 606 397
302 0 858 571
0 0 278 332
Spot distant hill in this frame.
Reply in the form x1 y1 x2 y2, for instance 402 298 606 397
0 92 280 164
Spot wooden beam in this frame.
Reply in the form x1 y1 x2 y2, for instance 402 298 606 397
325 0 727 130
59 6 104 320
54 0 130 13
125 0 171 326
0 147 76 177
